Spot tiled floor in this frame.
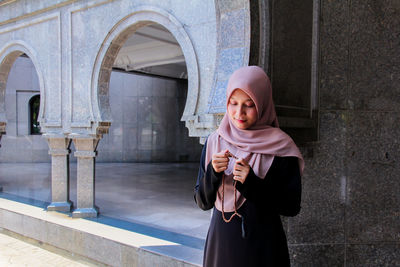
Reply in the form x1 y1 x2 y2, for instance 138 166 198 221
0 162 211 240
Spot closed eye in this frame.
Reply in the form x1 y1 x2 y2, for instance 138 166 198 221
244 102 255 107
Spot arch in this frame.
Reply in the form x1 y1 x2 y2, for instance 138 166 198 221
91 5 199 128
0 41 46 126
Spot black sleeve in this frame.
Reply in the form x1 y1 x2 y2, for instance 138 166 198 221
194 139 223 210
235 156 302 217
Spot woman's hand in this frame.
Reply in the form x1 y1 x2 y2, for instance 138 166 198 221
212 149 229 173
233 158 250 184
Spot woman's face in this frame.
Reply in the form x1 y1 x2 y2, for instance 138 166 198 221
227 89 258 130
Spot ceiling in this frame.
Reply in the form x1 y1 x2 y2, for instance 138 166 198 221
113 24 187 79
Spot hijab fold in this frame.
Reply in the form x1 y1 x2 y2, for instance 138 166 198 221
205 66 304 212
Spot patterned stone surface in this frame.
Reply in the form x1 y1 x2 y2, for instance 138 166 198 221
296 0 400 265
270 0 313 109
346 243 400 267
319 0 349 110
217 0 245 13
289 244 345 267
345 111 400 243
208 80 228 113
216 47 246 81
349 0 400 111
220 9 247 49
206 0 250 115
288 111 346 244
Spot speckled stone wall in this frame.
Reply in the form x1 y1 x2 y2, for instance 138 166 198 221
286 1 400 266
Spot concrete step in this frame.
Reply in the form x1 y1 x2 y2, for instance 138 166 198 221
0 195 203 267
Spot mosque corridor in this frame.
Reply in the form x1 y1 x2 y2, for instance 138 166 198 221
0 162 210 240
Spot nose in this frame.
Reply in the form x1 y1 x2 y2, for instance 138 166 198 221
238 104 245 115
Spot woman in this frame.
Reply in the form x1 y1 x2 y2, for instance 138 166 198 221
194 66 304 267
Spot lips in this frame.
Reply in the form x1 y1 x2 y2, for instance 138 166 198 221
235 119 246 124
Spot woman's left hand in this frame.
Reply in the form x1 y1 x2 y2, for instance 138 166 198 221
233 158 250 184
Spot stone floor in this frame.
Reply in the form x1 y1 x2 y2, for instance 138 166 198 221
0 162 211 241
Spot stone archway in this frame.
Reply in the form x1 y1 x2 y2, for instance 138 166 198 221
0 41 46 136
91 6 199 131
0 40 50 201
69 6 200 218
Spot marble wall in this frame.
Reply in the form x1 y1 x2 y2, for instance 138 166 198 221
96 70 202 163
286 0 400 266
0 57 49 163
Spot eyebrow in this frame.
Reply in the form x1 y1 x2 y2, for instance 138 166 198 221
230 96 254 102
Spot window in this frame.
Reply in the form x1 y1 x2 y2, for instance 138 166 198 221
29 94 41 135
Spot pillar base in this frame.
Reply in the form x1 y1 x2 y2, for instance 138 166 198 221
72 207 99 218
47 201 73 212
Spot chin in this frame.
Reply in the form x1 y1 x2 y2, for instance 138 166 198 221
235 123 249 130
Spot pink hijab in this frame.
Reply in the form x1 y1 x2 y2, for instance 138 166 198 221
205 66 304 212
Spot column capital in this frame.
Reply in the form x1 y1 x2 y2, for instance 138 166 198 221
68 133 103 140
42 133 65 139
44 134 71 150
71 134 101 153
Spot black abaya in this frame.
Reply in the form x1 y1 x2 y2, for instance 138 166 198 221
194 141 302 267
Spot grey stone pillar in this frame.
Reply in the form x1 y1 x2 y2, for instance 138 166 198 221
45 135 73 212
71 135 100 218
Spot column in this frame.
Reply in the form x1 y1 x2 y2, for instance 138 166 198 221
45 134 73 212
71 135 100 218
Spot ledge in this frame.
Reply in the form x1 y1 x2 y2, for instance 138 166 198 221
0 195 202 267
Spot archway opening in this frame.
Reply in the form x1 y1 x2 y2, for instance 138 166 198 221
92 23 208 239
0 54 50 205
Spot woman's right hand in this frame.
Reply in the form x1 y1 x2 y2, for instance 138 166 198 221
212 149 229 173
